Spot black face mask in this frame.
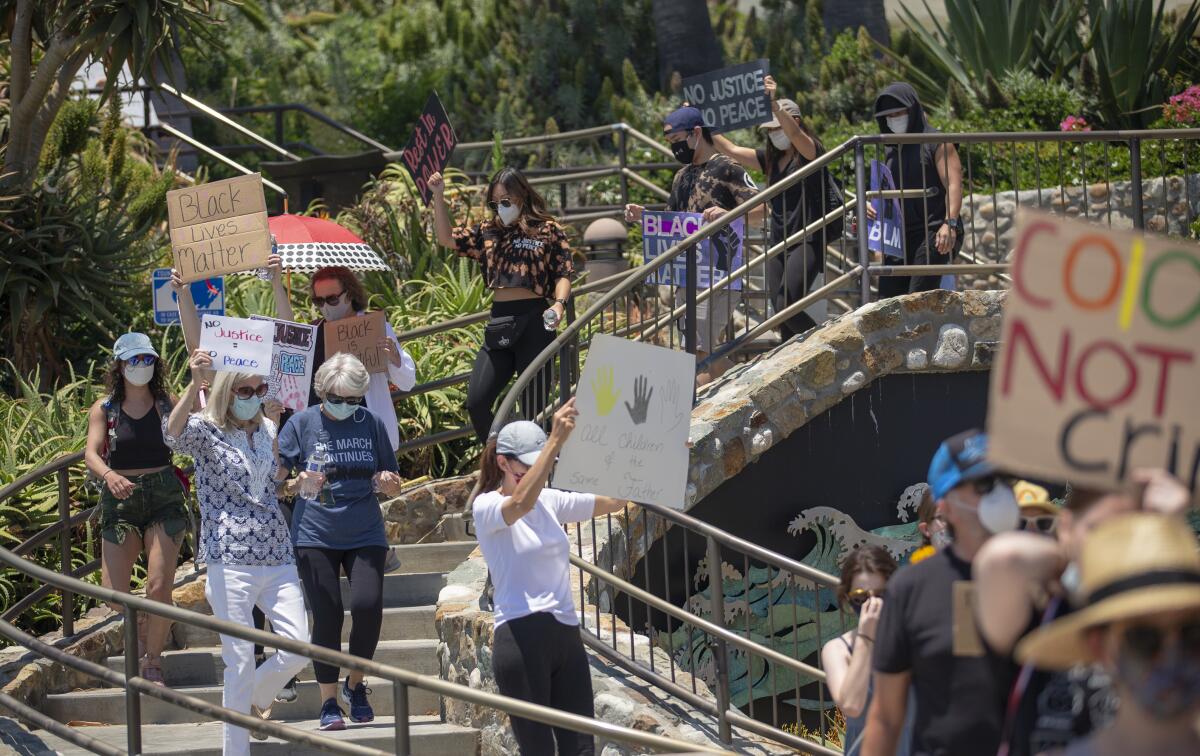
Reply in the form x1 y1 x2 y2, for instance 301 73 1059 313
671 138 695 165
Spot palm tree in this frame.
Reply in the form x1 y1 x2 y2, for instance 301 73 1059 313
651 0 725 91
824 0 890 46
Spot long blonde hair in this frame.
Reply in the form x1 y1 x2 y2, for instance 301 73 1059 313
201 370 265 430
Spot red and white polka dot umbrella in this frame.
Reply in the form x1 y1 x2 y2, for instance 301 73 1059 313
266 214 389 273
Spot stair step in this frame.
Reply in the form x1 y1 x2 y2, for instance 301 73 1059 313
20 715 477 755
343 571 446 608
105 640 439 687
45 676 440 725
176 606 436 649
390 542 476 575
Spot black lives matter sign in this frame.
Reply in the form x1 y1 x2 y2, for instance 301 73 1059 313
400 91 458 206
681 60 772 133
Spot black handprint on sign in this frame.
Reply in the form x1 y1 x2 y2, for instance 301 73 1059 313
624 375 653 425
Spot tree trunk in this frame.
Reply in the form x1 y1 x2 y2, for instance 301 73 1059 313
651 0 724 92
823 0 890 46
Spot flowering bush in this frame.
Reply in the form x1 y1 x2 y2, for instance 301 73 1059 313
1163 84 1200 125
1060 114 1091 132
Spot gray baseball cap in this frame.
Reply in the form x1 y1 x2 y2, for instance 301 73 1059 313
760 98 802 130
112 332 158 361
496 421 547 466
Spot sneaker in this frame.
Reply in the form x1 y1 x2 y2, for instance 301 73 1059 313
274 675 300 703
340 676 375 723
383 548 402 574
318 697 346 731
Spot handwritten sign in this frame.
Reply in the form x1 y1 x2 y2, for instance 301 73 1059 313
642 212 745 290
166 174 271 283
400 91 458 206
324 310 388 374
199 315 273 376
988 210 1200 498
552 335 695 509
251 316 319 410
680 60 771 133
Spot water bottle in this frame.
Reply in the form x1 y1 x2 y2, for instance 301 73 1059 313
543 307 560 331
301 433 331 501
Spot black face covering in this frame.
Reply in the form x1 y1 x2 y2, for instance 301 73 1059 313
671 137 695 165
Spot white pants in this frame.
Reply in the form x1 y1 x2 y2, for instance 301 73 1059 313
205 563 310 756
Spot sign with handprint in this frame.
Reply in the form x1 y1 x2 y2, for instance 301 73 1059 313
553 334 695 509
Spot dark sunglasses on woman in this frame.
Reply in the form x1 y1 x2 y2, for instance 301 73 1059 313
487 198 515 212
1020 515 1057 534
232 384 270 400
1121 621 1200 662
312 291 346 307
126 354 157 366
324 394 364 406
847 588 885 608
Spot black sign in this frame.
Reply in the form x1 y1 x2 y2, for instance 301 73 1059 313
680 59 772 133
400 91 458 206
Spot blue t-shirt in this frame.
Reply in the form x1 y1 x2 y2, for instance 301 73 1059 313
278 404 398 550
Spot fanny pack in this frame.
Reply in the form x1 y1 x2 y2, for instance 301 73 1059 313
483 314 530 350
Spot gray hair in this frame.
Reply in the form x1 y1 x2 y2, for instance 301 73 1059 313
314 353 370 398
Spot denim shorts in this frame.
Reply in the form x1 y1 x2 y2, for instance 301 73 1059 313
99 468 190 545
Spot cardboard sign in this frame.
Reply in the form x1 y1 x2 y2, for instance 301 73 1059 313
988 210 1200 498
642 212 745 291
167 174 271 283
199 315 273 376
400 91 458 206
552 335 695 509
680 60 772 133
324 310 389 374
867 160 904 260
151 268 224 325
251 316 319 410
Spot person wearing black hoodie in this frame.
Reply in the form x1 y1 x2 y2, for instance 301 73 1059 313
871 82 963 299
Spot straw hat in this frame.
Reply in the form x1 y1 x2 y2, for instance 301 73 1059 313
1014 480 1057 516
1016 513 1200 670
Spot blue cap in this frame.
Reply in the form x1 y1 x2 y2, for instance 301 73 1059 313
112 332 158 361
496 421 547 466
664 106 705 135
928 429 997 500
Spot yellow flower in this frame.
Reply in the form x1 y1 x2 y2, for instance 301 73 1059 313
909 545 936 564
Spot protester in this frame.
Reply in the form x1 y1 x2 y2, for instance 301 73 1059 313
276 265 416 451
277 353 405 730
712 75 840 339
908 485 948 564
821 546 911 756
1014 480 1059 535
428 167 574 441
871 82 964 298
1016 512 1200 756
625 106 764 385
863 429 1021 756
974 470 1191 756
84 333 189 686
165 351 309 756
473 400 626 754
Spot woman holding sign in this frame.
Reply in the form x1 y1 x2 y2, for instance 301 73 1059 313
473 399 625 755
165 351 309 756
427 168 575 441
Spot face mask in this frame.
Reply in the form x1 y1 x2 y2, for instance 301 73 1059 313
323 400 359 421
497 202 521 226
768 129 791 151
1059 561 1082 597
320 301 354 322
671 135 696 165
931 527 953 551
231 396 262 422
886 114 909 134
1116 646 1200 720
124 365 154 386
949 484 1020 534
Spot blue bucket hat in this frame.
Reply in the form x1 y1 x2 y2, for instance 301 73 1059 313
112 332 158 361
928 428 997 500
664 106 705 135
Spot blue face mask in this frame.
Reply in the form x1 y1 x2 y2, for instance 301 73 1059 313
231 396 262 421
323 400 359 421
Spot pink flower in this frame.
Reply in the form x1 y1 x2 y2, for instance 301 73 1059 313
1060 115 1091 132
1164 84 1200 124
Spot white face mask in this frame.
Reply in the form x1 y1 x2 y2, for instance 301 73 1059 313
497 202 521 226
123 364 154 386
950 484 1020 534
320 300 354 322
768 129 791 151
886 114 909 134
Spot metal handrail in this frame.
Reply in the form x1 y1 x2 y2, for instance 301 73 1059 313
156 83 300 161
156 123 288 196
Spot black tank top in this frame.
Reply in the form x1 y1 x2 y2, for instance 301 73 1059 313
108 404 171 470
886 138 949 232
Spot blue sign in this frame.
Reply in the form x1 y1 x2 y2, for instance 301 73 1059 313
152 268 224 325
642 212 745 291
867 160 904 260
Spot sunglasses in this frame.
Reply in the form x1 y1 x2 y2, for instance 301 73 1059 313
312 291 346 307
324 394 363 406
1121 621 1200 662
125 354 157 367
847 588 885 608
1020 515 1057 534
231 383 269 400
487 198 515 213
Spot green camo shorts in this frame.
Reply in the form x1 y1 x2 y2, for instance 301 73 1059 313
99 468 190 546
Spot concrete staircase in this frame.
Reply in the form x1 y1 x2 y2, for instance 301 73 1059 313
22 542 481 755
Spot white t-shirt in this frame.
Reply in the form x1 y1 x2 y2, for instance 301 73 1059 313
473 488 597 627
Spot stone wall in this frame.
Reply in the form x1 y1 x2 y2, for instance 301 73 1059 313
381 473 478 544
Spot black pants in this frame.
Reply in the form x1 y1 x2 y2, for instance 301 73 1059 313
295 545 387 685
493 613 595 756
467 299 556 442
767 239 824 341
877 224 958 300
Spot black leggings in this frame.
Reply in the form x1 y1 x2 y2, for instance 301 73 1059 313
493 613 595 756
766 239 824 341
467 299 556 442
877 225 957 300
295 545 387 685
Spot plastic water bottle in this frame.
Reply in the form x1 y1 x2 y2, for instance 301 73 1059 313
543 307 560 331
301 434 331 501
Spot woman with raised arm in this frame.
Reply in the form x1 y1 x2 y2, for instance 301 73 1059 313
428 167 574 441
473 399 625 755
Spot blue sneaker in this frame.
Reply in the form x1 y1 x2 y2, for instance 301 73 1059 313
340 676 375 723
318 697 346 731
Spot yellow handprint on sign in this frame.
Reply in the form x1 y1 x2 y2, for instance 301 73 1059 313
591 366 621 416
